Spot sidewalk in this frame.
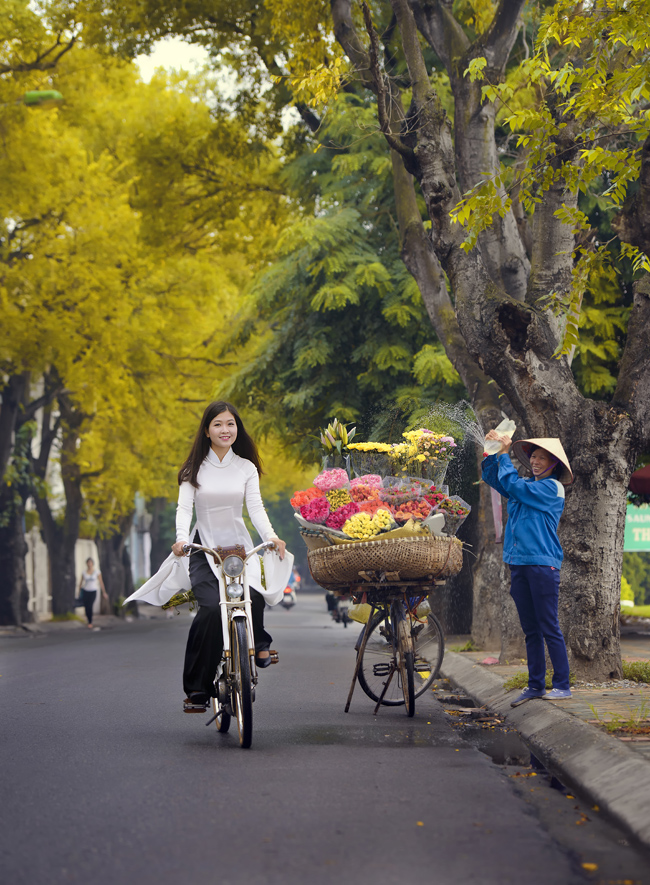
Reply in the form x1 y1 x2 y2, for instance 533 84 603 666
441 622 650 851
0 608 170 638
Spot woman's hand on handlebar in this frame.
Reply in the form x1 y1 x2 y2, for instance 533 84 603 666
269 537 286 560
172 541 188 557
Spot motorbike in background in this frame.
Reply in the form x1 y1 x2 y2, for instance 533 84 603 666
326 590 351 627
280 583 297 609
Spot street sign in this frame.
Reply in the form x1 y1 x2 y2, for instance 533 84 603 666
624 503 650 551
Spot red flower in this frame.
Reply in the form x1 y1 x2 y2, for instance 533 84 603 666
326 502 360 530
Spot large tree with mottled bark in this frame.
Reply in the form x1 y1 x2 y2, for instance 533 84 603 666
79 0 649 678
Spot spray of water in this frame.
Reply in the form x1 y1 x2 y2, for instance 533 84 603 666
411 400 487 450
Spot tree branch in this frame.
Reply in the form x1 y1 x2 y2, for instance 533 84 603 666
482 0 527 69
612 275 650 447
361 3 413 160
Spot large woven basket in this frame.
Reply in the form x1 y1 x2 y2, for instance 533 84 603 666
307 535 462 587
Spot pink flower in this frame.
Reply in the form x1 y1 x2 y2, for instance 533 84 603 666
313 468 349 491
300 497 330 524
350 474 382 489
326 501 359 530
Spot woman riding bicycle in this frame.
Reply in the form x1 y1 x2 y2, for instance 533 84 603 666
171 401 286 710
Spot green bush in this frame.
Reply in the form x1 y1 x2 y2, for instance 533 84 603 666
621 661 650 683
621 576 635 604
503 670 576 691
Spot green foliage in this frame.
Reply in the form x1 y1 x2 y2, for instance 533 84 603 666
622 662 650 684
453 0 649 360
503 670 576 691
223 93 465 461
623 553 650 606
621 576 635 604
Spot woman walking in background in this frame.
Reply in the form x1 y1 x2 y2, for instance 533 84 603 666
78 558 108 629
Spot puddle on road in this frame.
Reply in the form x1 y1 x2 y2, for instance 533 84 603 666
432 679 531 766
268 679 531 763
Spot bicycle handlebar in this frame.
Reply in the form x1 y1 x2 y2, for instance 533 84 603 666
181 540 277 565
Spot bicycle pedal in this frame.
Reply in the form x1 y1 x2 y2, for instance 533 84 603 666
269 650 279 664
373 663 392 677
183 698 209 713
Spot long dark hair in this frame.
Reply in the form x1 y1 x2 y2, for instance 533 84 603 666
178 401 264 487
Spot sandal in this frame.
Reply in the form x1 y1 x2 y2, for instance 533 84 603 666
255 650 279 668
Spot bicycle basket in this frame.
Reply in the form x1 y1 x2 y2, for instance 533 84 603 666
307 535 462 586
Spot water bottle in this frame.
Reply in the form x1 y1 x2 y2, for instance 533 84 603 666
484 418 516 455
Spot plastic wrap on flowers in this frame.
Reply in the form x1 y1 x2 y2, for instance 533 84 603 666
350 474 383 489
349 483 380 504
321 452 351 477
392 498 432 524
379 478 424 507
422 461 449 486
347 444 394 479
313 468 349 492
435 495 471 536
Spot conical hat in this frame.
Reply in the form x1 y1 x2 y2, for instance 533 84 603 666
511 438 573 485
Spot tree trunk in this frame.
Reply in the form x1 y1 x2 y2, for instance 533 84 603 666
0 373 29 484
148 497 174 574
0 492 30 626
31 389 84 617
97 513 135 613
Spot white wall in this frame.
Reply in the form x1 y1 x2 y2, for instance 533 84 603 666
25 532 101 621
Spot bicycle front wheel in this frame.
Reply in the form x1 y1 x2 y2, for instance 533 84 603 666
412 612 445 695
232 619 253 748
357 613 403 705
358 611 445 706
211 697 231 733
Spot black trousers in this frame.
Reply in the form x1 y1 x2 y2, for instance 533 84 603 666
83 591 96 625
182 547 272 697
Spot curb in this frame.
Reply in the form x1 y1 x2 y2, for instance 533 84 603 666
440 651 650 851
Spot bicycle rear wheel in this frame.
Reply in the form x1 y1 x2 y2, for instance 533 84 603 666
232 618 253 748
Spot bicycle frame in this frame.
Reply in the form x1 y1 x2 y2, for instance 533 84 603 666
182 539 276 682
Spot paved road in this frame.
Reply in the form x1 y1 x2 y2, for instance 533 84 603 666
1 596 647 885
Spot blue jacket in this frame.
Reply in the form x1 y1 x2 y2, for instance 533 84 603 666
481 454 565 569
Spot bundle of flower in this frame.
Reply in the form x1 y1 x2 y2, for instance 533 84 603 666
342 507 395 540
378 481 424 507
358 500 392 516
350 484 380 503
435 496 471 536
290 486 325 512
350 474 382 489
392 429 457 481
424 489 447 508
313 467 349 491
347 442 394 477
299 496 330 524
326 501 359 530
326 488 352 510
393 499 432 524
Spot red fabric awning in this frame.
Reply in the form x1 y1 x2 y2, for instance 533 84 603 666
629 464 650 495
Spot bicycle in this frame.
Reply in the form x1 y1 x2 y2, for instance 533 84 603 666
182 540 279 748
345 585 444 717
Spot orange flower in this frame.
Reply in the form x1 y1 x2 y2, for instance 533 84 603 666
290 487 325 509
